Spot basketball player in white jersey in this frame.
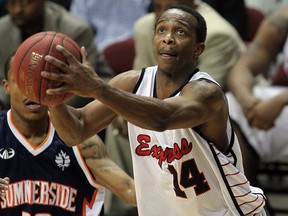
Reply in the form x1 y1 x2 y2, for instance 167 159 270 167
42 5 266 215
0 55 136 215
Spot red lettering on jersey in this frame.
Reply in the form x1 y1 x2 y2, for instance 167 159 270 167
136 135 193 167
136 134 151 156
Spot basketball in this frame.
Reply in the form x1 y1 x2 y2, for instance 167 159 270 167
13 31 81 106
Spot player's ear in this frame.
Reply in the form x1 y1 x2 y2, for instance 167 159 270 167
194 42 205 57
2 79 10 95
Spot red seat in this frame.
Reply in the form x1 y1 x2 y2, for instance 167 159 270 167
245 7 265 43
272 63 288 86
103 38 135 75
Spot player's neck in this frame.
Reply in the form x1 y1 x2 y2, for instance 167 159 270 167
11 115 49 147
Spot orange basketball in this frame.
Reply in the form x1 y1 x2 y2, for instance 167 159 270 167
13 31 81 106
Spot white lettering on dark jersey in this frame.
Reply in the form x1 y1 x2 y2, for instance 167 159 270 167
0 180 77 212
0 148 15 159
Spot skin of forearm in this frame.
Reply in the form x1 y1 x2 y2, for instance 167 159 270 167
274 90 288 107
80 136 137 206
86 159 137 206
228 65 255 105
49 104 85 146
92 84 174 131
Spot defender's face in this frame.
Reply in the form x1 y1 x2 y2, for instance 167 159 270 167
153 8 199 72
2 57 48 122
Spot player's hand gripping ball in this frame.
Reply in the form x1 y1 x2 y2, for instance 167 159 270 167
13 31 81 106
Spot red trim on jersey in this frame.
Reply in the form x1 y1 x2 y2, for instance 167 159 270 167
82 188 99 216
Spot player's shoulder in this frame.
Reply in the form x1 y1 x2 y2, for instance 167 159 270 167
188 77 223 95
109 69 141 92
185 72 225 103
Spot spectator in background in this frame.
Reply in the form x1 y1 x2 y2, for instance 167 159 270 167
70 0 151 51
245 0 288 15
0 0 113 111
226 6 288 187
202 0 248 40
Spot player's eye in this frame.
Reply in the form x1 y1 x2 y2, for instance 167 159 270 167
176 29 185 35
157 27 165 33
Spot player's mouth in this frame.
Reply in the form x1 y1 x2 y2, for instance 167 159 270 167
159 49 177 59
25 100 42 111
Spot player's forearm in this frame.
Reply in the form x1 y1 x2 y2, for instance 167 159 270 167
117 178 137 207
227 64 255 106
86 157 137 206
274 90 288 107
103 170 136 207
91 84 174 131
48 104 85 146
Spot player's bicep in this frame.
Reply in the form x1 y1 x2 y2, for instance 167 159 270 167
164 80 224 129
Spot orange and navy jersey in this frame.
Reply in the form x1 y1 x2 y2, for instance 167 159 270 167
0 110 105 216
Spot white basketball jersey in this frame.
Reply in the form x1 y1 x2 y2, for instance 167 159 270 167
128 66 265 216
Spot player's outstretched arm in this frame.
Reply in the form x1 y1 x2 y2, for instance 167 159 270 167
0 177 9 198
79 135 137 207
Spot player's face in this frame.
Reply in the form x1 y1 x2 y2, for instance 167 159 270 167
7 0 45 29
2 57 48 122
153 0 197 19
153 8 204 73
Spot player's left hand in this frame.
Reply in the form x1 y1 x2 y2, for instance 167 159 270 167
0 177 9 197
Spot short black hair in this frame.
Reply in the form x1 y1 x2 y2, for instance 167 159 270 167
166 4 207 43
4 52 14 80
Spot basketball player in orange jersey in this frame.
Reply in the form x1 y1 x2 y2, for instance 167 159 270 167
0 55 136 215
42 5 266 215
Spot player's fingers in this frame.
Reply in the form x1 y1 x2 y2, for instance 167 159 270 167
81 46 89 64
40 72 71 95
41 70 70 82
3 177 9 183
46 85 70 95
56 45 79 64
0 178 9 195
45 55 69 73
0 178 9 185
